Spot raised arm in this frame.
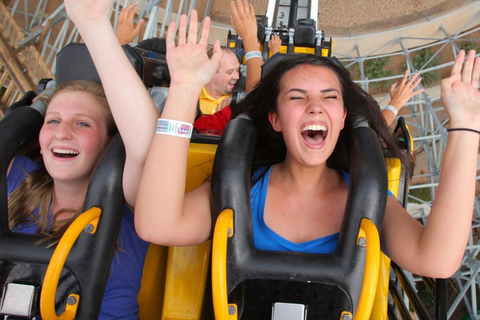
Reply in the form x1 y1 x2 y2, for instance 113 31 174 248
382 70 424 126
230 0 262 92
382 50 480 278
64 0 158 208
135 12 222 246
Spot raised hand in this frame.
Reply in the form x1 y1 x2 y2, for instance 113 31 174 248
116 4 144 45
269 34 282 55
389 69 424 111
166 10 222 89
230 0 259 51
441 50 480 129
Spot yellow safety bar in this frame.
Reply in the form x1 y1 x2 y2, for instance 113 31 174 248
40 207 101 320
212 209 237 320
212 213 380 320
354 218 381 320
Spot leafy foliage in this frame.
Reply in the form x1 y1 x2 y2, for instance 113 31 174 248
364 57 394 90
409 187 432 204
458 41 480 52
406 49 440 85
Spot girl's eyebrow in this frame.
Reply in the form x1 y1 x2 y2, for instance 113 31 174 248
285 88 340 94
321 88 341 94
45 111 98 123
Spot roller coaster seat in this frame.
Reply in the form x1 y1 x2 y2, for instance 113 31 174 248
227 15 267 51
56 42 170 87
209 53 413 319
259 53 343 81
138 137 219 319
209 122 410 319
0 94 127 319
210 114 388 319
227 15 332 59
294 19 316 47
1 41 220 319
57 43 224 319
0 41 155 318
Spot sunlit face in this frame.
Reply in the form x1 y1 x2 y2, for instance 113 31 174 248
268 64 347 167
207 51 240 97
39 90 110 185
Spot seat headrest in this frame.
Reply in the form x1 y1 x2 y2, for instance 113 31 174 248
256 15 268 43
294 19 317 47
56 43 170 87
260 53 344 80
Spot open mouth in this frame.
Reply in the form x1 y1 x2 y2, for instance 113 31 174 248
301 124 327 146
52 148 79 158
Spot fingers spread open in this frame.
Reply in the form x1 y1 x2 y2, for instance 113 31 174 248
451 50 465 80
230 1 239 18
401 69 410 85
411 75 423 88
199 16 211 47
237 0 246 14
461 50 475 83
187 10 198 44
210 39 224 65
243 0 251 15
249 3 255 16
177 14 188 46
472 56 480 88
166 21 176 49
406 72 420 85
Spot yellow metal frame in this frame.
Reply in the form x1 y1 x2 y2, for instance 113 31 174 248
386 158 401 199
354 219 381 320
137 142 217 320
137 139 403 320
370 157 403 320
370 254 391 320
211 215 381 320
212 209 237 320
40 207 101 320
137 244 168 318
161 241 212 319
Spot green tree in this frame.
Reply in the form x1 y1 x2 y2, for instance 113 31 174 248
364 57 394 90
459 41 480 53
407 49 440 85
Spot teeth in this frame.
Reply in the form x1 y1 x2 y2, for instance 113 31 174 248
53 148 79 155
302 124 326 132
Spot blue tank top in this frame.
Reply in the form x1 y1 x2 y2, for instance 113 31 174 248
7 155 149 319
251 166 393 254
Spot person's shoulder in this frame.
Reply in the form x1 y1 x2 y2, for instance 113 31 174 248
9 155 42 177
7 155 43 195
252 166 271 185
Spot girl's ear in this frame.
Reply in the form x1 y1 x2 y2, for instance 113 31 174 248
268 111 282 132
340 107 347 130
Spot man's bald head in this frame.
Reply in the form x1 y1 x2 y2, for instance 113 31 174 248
205 47 240 98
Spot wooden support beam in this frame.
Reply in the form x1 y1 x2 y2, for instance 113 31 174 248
0 34 36 94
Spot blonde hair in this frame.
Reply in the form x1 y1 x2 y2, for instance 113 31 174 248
8 80 117 242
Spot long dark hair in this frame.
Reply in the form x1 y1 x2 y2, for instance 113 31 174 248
233 54 411 173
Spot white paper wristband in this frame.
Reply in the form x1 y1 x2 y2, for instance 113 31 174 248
156 118 193 138
245 51 262 61
384 105 398 116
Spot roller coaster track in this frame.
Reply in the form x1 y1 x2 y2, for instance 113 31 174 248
0 0 479 318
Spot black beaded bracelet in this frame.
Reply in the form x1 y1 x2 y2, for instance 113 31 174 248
447 128 480 135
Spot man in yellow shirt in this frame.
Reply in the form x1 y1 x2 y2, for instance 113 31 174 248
199 47 240 115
